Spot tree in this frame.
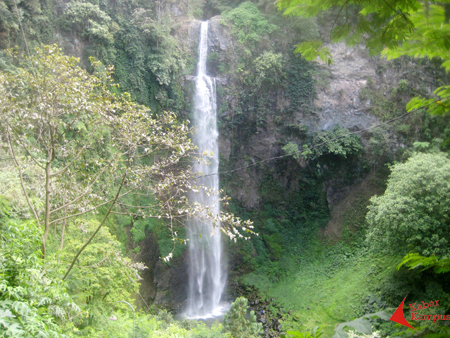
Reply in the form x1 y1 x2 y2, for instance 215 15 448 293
276 0 450 116
222 2 278 53
61 1 119 63
62 2 117 45
366 152 450 257
224 297 263 338
0 45 252 279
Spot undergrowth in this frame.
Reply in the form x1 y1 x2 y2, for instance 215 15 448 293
242 241 398 337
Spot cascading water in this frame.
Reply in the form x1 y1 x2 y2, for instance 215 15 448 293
185 21 226 319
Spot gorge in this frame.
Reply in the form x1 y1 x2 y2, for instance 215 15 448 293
0 0 449 337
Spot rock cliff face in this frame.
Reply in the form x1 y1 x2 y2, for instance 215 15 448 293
204 17 384 210
313 43 379 132
203 15 440 211
135 230 190 311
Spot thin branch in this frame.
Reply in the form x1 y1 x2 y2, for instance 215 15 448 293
380 0 409 22
50 150 124 214
58 204 67 265
6 129 39 223
137 292 151 312
52 102 93 143
63 159 131 280
7 122 46 170
50 124 102 178
49 199 114 225
332 0 351 29
12 0 30 58
50 187 136 225
117 203 155 209
81 255 110 268
110 211 134 216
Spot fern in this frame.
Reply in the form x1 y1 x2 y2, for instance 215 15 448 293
282 325 325 338
397 253 450 274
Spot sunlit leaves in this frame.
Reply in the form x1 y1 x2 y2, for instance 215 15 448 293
282 142 300 159
306 126 363 160
242 51 285 89
62 2 117 45
397 253 450 274
224 297 263 337
222 2 278 50
293 40 332 65
0 217 77 336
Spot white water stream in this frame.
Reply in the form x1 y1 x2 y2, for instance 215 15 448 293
185 21 227 319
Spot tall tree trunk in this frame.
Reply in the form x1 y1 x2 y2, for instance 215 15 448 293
42 161 51 258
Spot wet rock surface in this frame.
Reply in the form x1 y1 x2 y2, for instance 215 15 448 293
133 228 189 313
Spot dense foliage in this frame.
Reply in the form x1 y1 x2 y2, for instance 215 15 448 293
0 215 76 337
0 45 196 265
1 1 450 338
0 0 199 111
367 152 450 257
222 2 277 52
304 126 364 160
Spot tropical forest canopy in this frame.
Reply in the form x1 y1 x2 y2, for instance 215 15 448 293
0 0 449 337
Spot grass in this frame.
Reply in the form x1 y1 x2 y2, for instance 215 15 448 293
241 240 399 337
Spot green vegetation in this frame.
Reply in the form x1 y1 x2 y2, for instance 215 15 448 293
228 136 450 338
277 0 450 117
1 1 450 338
217 3 450 335
0 43 250 336
282 326 324 338
304 126 364 160
215 0 318 142
398 253 450 275
0 217 75 337
224 297 263 337
226 130 450 337
222 2 277 53
367 152 450 257
0 45 199 269
282 142 300 159
0 0 196 111
0 198 238 336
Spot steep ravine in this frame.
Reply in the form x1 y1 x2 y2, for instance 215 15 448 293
132 12 443 313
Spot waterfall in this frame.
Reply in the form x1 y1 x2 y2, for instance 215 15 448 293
185 21 226 319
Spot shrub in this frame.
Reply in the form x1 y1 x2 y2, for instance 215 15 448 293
224 297 263 337
366 152 450 257
222 2 277 50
